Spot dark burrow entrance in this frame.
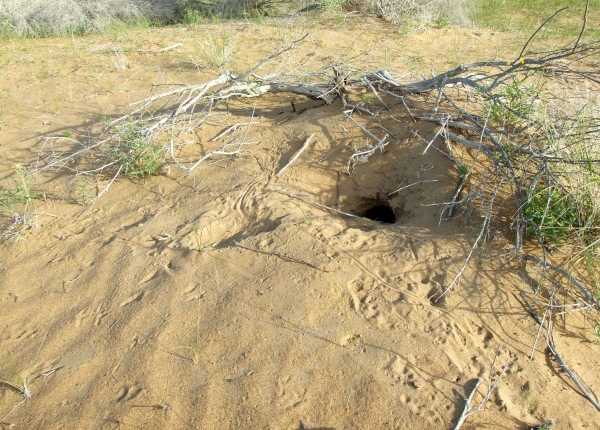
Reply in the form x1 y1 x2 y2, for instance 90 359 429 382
362 204 396 224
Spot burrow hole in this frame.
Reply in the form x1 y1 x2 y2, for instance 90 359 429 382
361 203 396 224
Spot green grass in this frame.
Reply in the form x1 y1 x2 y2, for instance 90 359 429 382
473 0 600 41
484 75 536 128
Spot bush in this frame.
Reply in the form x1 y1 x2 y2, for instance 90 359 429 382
0 0 473 38
361 0 472 26
0 0 186 37
106 117 166 180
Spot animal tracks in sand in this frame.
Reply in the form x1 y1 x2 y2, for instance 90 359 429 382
93 304 108 326
74 304 108 327
385 356 425 390
74 307 89 328
3 327 38 342
384 356 444 421
119 291 144 308
137 270 160 285
177 179 292 250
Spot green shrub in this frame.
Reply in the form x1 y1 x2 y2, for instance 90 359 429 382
523 187 585 243
107 118 166 180
484 76 535 128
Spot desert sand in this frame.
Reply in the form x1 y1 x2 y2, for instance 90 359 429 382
1 16 598 429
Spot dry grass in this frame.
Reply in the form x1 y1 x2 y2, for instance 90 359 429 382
0 0 184 37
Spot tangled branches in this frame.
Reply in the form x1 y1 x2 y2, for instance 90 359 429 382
33 4 599 323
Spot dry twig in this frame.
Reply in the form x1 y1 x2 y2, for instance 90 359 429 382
453 346 512 430
276 134 315 176
233 241 326 272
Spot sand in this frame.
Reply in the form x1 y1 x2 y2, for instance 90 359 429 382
1 16 599 429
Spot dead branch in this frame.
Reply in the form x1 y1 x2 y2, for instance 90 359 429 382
453 378 482 430
211 121 260 141
438 172 507 300
363 77 389 110
233 240 326 272
276 134 315 176
343 111 389 174
453 345 512 430
524 254 600 309
388 179 442 196
547 313 600 412
519 291 548 329
271 188 359 219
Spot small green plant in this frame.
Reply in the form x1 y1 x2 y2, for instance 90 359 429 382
183 8 206 26
292 202 309 225
521 385 539 415
107 117 166 180
456 163 470 181
523 187 583 244
359 93 373 108
318 0 345 13
60 129 72 138
192 225 211 253
199 35 231 69
0 163 41 214
535 420 555 430
484 76 535 127
434 15 449 28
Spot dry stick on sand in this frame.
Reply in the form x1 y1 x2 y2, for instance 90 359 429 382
211 122 260 142
518 291 550 360
437 172 507 301
233 241 326 272
453 345 512 430
546 307 600 412
520 293 600 412
343 111 388 174
271 188 359 219
276 134 315 176
388 179 442 196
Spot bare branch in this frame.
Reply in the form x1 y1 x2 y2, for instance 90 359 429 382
547 316 600 412
276 134 315 177
233 240 326 272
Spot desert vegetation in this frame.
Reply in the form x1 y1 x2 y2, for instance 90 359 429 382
1 0 599 428
0 0 474 37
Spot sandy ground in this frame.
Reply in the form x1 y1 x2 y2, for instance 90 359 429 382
1 16 599 430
